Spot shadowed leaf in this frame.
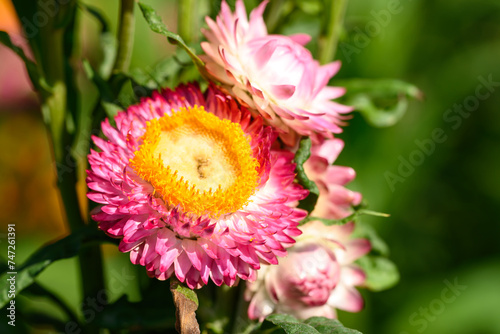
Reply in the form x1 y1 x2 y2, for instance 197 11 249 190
338 78 422 127
356 255 400 291
255 314 363 333
294 137 320 212
0 227 110 309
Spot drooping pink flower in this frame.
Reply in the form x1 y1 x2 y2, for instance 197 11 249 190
87 83 308 289
246 221 370 320
201 0 353 145
304 138 362 219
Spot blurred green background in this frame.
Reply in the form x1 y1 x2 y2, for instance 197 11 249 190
1 0 499 333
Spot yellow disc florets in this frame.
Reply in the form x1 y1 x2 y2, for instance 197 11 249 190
130 105 259 218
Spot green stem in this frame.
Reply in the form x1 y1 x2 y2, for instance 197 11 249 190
230 282 247 334
41 27 67 161
39 13 83 230
320 0 349 64
113 0 136 73
38 4 106 333
178 0 196 44
264 0 286 34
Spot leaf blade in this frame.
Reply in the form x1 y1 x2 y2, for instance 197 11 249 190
0 227 106 308
356 255 400 292
138 2 205 73
257 314 363 334
293 137 319 212
339 78 422 127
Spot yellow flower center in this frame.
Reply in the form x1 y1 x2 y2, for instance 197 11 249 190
131 105 259 218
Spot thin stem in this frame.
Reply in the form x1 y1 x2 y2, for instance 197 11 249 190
178 0 196 44
41 26 67 162
39 13 84 230
264 0 286 34
320 0 349 64
230 282 249 334
113 0 136 73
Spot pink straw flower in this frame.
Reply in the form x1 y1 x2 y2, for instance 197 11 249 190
87 83 308 289
246 221 370 320
201 0 353 145
304 138 362 219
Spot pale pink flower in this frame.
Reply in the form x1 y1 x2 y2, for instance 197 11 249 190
87 83 308 289
201 0 353 145
246 221 370 320
304 138 362 219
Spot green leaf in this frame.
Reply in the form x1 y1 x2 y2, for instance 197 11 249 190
300 214 354 227
294 137 320 212
138 2 206 74
256 314 362 334
150 57 182 87
300 206 389 226
78 3 110 32
0 31 47 95
101 101 122 119
115 78 138 108
23 312 68 332
338 78 422 127
0 227 106 309
82 59 114 101
356 255 400 292
23 282 79 323
97 31 117 78
303 317 363 334
78 4 116 78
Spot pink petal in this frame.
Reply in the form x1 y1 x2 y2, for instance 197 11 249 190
342 265 366 286
342 239 372 264
327 284 364 312
270 84 296 100
174 251 193 282
288 33 312 46
182 240 202 271
253 39 277 68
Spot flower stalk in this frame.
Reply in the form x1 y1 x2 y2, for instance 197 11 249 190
170 277 200 334
320 0 349 64
113 0 136 73
22 2 107 332
178 0 196 44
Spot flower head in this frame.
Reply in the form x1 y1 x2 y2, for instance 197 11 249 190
87 84 308 289
246 221 370 320
201 0 353 145
304 138 362 219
